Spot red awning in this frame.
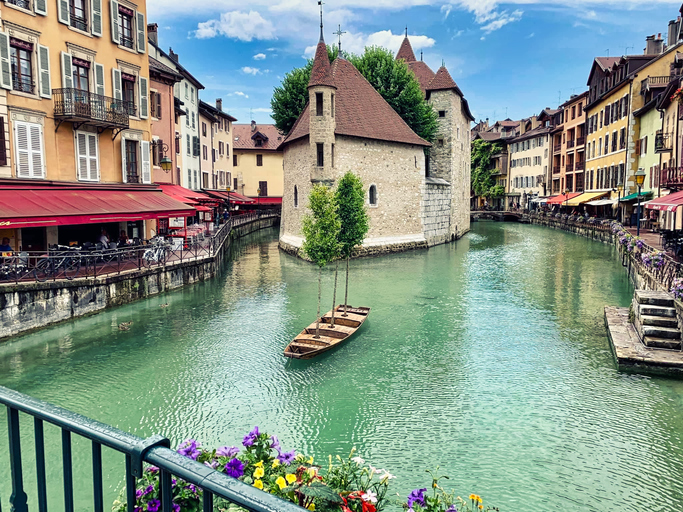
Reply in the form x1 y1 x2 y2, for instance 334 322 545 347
158 183 218 206
644 190 683 211
204 190 256 204
195 205 212 212
250 196 282 204
547 193 581 205
0 185 197 229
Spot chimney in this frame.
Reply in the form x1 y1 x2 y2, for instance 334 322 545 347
668 19 680 49
216 98 223 111
655 33 664 54
645 35 656 55
169 47 179 63
531 115 539 130
251 120 256 132
147 23 158 46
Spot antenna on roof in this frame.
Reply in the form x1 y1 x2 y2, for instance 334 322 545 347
405 25 408 37
442 59 445 67
334 24 346 52
318 1 325 40
420 50 423 61
624 46 633 55
605 48 609 57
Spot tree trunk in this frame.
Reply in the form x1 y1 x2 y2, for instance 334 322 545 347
315 266 321 338
330 260 339 327
343 256 350 316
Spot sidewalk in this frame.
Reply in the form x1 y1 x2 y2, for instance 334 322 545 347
623 227 666 253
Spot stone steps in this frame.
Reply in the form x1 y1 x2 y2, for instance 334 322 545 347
635 290 675 308
640 305 676 317
642 336 683 349
641 315 679 328
633 289 681 350
641 325 681 339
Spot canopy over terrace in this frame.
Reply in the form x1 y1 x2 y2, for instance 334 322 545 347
620 191 654 203
547 193 581 205
157 183 219 208
566 191 608 207
0 182 196 230
644 190 683 211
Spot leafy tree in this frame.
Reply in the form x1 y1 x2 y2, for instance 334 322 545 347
301 185 342 338
271 46 338 135
333 172 369 321
471 139 505 201
271 45 437 142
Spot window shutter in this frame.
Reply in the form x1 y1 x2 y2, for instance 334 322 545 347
17 122 45 179
15 122 30 178
38 45 51 99
87 133 99 181
110 0 120 44
0 32 11 90
139 76 148 119
58 0 70 25
0 117 6 167
35 0 47 15
61 52 73 89
136 11 146 53
141 140 151 183
156 92 162 120
121 138 127 183
112 68 122 100
76 132 89 180
91 0 103 36
94 62 105 96
635 139 641 155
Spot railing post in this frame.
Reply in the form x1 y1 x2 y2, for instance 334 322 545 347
34 418 48 512
7 407 28 512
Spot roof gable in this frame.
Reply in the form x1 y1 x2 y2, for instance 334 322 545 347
427 66 458 92
396 36 416 62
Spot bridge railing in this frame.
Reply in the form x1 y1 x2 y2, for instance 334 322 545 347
0 384 304 512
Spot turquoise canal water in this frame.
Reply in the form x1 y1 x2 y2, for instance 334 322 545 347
1 222 683 511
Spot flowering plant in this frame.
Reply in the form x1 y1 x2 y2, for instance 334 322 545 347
671 87 683 103
671 278 683 300
401 470 498 512
652 250 666 269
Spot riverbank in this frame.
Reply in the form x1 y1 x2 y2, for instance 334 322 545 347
0 215 279 341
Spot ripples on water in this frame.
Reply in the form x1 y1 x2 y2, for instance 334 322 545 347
1 223 683 511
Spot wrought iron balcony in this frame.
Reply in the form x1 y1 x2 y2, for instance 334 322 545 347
655 132 672 153
661 165 683 188
12 76 34 94
121 35 135 50
552 165 561 174
6 0 30 8
54 88 133 132
553 144 561 153
575 161 585 171
576 137 585 146
70 13 88 32
567 139 575 149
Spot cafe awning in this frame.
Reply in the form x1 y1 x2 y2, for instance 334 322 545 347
203 190 256 204
644 190 683 211
567 191 608 206
620 191 654 202
158 183 218 206
547 193 580 205
0 184 197 229
530 197 548 204
586 198 617 206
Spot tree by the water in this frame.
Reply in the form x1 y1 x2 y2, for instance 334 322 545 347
271 45 437 142
301 185 342 338
471 139 505 201
333 172 369 322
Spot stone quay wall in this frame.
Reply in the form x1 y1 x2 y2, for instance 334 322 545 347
421 180 453 246
0 217 278 341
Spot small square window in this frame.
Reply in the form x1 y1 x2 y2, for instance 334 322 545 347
438 139 444 146
438 111 446 118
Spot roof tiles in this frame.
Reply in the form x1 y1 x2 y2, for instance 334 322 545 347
396 36 417 62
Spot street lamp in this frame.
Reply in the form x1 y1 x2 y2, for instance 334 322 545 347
256 187 261 213
635 168 646 236
152 141 173 172
617 178 624 223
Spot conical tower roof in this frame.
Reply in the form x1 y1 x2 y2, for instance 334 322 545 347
396 36 416 62
308 35 336 88
427 65 458 92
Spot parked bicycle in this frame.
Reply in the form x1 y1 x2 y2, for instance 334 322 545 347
142 237 168 267
33 247 82 282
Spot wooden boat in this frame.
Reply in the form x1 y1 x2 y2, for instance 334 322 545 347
284 305 370 359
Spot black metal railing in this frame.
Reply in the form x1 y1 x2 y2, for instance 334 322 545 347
567 139 575 149
655 132 673 153
0 211 279 284
0 384 304 512
6 0 30 9
70 13 88 32
53 88 133 128
12 76 34 94
120 35 135 50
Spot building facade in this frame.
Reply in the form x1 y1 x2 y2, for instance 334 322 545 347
233 122 283 203
149 54 181 184
551 92 588 195
507 117 551 207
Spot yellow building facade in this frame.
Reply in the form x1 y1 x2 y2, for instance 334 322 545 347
232 123 283 202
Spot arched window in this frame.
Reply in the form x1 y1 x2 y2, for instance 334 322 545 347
369 185 377 206
294 186 298 207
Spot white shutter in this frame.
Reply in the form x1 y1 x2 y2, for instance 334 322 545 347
112 68 122 100
76 132 89 180
0 32 11 90
61 52 73 89
110 0 120 44
38 45 51 99
91 0 103 37
94 62 105 97
136 11 146 54
35 0 47 15
121 137 127 183
29 124 45 178
141 140 151 183
87 133 99 181
57 0 70 25
139 76 148 119
15 122 30 178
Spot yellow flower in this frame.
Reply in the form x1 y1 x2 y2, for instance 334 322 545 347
307 504 316 511
254 461 264 468
469 494 477 501
272 459 280 469
286 473 297 484
254 467 265 479
307 456 314 464
253 479 264 490
275 476 287 490
477 496 483 504
295 453 305 462
306 468 316 479
478 506 483 510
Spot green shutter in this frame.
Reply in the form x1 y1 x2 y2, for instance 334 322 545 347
38 45 51 99
61 52 73 89
110 0 120 44
35 0 47 15
0 32 11 90
94 63 105 96
112 68 122 101
136 11 145 53
91 0 103 36
139 76 148 119
57 0 70 25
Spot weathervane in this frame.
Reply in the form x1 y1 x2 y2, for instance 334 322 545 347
318 1 324 39
334 24 346 52
405 25 408 37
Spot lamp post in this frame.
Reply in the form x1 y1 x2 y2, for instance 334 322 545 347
635 168 646 236
564 187 570 212
226 185 231 220
617 178 623 223
152 141 173 173
256 187 261 213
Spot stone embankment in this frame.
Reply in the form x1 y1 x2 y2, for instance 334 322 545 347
0 216 279 341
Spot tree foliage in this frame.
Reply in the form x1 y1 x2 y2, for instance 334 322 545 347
471 139 505 199
301 185 342 268
335 172 369 258
270 45 437 142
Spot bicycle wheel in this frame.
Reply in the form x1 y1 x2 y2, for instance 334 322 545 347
33 259 52 282
64 258 81 280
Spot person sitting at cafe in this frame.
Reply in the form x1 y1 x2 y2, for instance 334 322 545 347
99 229 110 246
118 230 129 246
0 237 12 252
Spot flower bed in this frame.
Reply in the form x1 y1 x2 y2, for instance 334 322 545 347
112 428 498 512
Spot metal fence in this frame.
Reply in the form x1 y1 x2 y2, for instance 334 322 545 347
0 211 278 285
0 385 304 512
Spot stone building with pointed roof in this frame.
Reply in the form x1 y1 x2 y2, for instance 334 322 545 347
279 29 474 255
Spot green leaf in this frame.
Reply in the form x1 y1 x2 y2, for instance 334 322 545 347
335 172 369 258
297 481 343 503
302 185 342 268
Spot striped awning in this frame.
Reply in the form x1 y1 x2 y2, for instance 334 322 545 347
566 191 608 206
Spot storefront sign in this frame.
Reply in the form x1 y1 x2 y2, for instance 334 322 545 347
0 221 10 226
169 217 184 228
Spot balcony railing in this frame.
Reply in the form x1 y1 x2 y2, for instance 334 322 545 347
641 75 676 92
566 162 575 172
6 0 30 8
567 139 575 149
121 35 135 50
661 166 683 188
655 132 673 153
552 165 560 174
575 161 585 171
12 76 34 94
54 88 132 130
576 137 585 146
70 13 88 32
554 144 562 153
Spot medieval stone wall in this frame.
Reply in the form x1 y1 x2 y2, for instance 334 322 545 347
421 180 452 246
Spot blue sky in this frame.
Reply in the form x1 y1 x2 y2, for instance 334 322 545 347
147 0 680 127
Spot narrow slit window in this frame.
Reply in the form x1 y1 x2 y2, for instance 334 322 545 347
331 94 335 118
331 143 335 168
369 185 377 206
438 110 446 118
316 93 323 116
294 186 298 207
317 143 324 167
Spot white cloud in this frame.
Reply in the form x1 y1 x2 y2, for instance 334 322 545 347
441 4 452 19
193 11 276 41
252 107 272 113
254 53 267 60
304 29 435 58
526 32 535 38
479 9 523 34
230 91 250 98
241 66 262 75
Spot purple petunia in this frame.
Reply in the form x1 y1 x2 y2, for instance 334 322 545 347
446 506 458 512
225 457 245 478
135 489 143 500
270 435 281 453
147 499 161 512
146 466 159 474
172 504 180 512
217 446 240 458
177 439 202 460
242 426 260 447
407 488 427 511
277 450 296 465
204 460 219 469
143 485 154 496
134 507 143 512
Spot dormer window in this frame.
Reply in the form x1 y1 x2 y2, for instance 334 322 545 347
316 92 323 116
255 139 262 147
